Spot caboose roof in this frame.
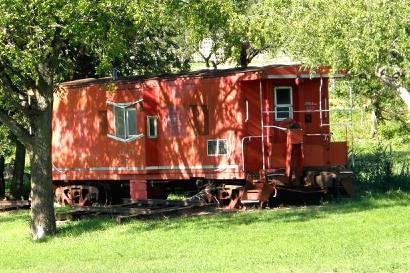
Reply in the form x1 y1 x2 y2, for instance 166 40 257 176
59 64 344 88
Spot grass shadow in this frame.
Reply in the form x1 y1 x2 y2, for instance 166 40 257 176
56 216 116 237
6 188 409 239
124 189 410 234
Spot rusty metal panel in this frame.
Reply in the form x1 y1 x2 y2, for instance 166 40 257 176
329 142 348 166
130 180 147 200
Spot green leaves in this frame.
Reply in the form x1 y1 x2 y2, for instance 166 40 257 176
0 0 191 84
280 0 409 79
264 0 410 116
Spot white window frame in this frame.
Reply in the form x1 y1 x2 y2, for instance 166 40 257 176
207 139 228 156
147 116 158 139
274 86 293 121
107 103 143 142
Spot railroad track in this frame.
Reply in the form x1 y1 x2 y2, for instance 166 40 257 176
0 200 30 211
55 199 217 224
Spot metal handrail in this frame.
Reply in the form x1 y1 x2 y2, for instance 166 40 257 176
241 135 262 172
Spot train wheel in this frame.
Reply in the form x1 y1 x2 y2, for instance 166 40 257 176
54 185 99 206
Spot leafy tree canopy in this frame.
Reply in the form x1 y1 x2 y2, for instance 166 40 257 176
0 0 187 238
274 0 410 113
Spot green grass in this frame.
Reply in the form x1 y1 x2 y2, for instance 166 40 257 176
2 192 410 273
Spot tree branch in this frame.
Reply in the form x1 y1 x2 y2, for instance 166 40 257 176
376 67 410 113
247 47 267 63
0 65 36 117
198 51 212 62
45 24 63 73
12 95 34 117
0 110 33 149
36 25 63 98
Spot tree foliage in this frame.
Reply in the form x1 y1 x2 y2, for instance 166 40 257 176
174 0 234 68
175 0 288 68
226 0 288 67
0 0 187 238
274 0 410 115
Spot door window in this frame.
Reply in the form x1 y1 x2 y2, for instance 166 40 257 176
274 87 293 121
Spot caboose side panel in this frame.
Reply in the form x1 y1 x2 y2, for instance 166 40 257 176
53 82 146 181
149 75 245 180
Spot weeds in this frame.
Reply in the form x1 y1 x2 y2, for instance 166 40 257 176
353 142 410 193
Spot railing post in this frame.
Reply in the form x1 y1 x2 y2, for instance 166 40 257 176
259 80 265 170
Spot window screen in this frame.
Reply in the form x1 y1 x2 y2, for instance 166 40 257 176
276 106 291 120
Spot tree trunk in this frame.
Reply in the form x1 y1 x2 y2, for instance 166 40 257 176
29 104 56 239
0 155 5 198
11 140 26 200
396 86 410 113
211 60 218 69
239 42 249 68
198 52 211 68
239 41 254 68
376 68 410 113
204 57 210 68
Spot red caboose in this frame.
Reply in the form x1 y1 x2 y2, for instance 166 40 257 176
52 64 353 206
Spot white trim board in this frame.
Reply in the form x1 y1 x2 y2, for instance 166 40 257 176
267 73 345 79
106 99 143 107
53 164 240 173
107 133 144 142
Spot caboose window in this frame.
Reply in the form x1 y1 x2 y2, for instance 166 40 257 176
147 116 158 138
207 139 228 156
112 105 137 141
274 87 293 121
126 108 136 136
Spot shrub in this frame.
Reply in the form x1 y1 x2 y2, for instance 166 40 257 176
353 143 410 193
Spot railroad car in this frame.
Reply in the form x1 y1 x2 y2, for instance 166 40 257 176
52 64 353 207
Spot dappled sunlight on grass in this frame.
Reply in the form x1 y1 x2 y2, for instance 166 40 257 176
0 210 30 225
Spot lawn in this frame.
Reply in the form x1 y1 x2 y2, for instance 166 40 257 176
1 191 410 273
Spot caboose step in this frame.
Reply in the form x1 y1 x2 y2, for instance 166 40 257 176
244 189 262 200
267 173 285 177
241 200 260 204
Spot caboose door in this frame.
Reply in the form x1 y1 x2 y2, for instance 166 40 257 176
242 81 264 172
